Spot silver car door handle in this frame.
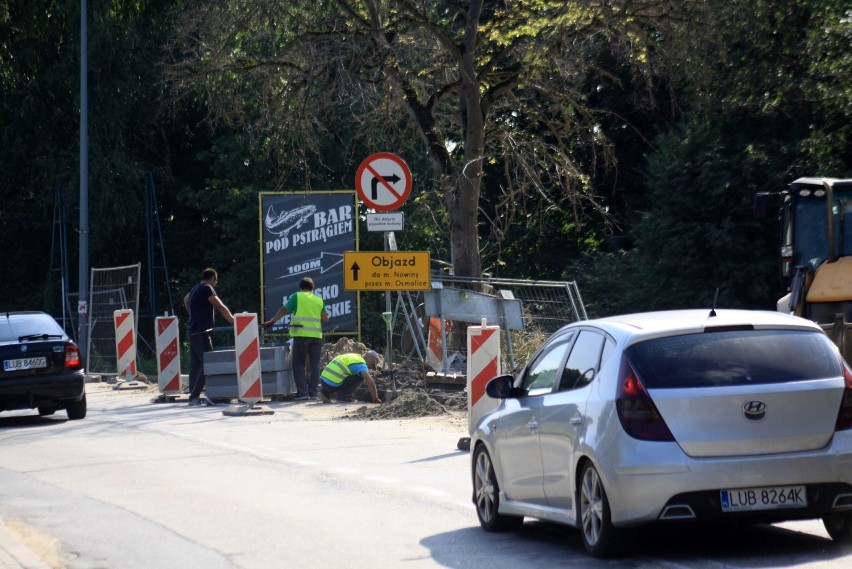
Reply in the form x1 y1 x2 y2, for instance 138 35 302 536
570 416 583 425
527 420 539 430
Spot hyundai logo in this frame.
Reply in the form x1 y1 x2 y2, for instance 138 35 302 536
743 400 766 421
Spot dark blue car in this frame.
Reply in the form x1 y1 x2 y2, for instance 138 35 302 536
1 311 86 420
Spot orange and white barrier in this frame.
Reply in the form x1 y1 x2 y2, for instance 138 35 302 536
155 315 181 393
114 309 137 380
467 318 501 435
427 316 453 371
235 313 262 405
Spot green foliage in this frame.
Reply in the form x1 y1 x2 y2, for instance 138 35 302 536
1 0 850 343
799 0 852 174
163 0 700 282
576 119 784 316
680 0 851 177
639 121 782 308
575 0 851 316
0 1 79 309
0 0 186 313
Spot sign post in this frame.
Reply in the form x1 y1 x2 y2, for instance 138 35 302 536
355 152 416 381
382 311 396 393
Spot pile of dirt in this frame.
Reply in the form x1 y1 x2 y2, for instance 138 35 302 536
320 337 371 365
348 389 451 420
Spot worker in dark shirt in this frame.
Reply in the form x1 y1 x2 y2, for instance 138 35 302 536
183 268 234 406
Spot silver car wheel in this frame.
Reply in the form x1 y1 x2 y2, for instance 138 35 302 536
472 446 523 532
580 464 604 545
474 448 497 523
578 462 622 557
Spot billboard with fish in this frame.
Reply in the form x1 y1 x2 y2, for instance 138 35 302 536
260 191 359 337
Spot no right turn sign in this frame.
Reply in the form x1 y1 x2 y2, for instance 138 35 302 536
355 152 412 211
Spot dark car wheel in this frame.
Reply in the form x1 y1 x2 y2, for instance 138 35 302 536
66 393 87 420
578 462 623 557
823 512 852 543
472 445 523 532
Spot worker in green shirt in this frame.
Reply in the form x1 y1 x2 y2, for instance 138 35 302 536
319 351 382 403
264 277 329 400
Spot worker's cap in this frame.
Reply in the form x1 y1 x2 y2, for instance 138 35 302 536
363 350 380 369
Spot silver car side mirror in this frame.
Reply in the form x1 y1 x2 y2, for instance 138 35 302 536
485 374 515 399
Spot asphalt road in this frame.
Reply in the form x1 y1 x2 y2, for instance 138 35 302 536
0 383 850 569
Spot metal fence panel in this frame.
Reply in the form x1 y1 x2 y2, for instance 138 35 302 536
392 275 586 377
86 263 141 374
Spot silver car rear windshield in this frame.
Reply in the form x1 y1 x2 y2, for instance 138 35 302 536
626 329 841 388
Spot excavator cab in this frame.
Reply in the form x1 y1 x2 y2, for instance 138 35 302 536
755 177 852 360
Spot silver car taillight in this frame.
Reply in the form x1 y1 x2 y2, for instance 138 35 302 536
616 361 674 441
836 359 852 431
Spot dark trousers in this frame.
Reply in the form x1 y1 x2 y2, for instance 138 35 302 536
188 331 213 399
292 336 323 397
321 374 363 400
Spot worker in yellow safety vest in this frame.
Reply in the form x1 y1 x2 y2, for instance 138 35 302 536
319 351 382 404
264 277 329 400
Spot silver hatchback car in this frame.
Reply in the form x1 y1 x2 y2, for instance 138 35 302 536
471 309 852 557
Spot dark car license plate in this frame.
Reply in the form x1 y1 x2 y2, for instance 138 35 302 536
3 356 48 371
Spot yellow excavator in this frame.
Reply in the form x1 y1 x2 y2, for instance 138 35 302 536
754 177 852 361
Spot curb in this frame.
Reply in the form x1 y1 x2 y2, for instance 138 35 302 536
0 519 51 569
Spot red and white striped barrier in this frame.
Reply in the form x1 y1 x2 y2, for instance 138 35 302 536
467 318 501 435
235 313 262 404
155 315 181 393
113 309 137 380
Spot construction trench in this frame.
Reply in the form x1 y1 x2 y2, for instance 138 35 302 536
199 335 468 419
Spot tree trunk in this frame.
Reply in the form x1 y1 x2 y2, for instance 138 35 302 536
448 0 485 279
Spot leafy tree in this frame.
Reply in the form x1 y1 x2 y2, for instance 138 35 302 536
576 0 852 316
0 0 214 345
165 0 705 279
678 0 851 177
576 119 783 316
798 0 851 174
0 1 80 310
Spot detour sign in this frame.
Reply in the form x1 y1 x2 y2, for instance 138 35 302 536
343 251 430 291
